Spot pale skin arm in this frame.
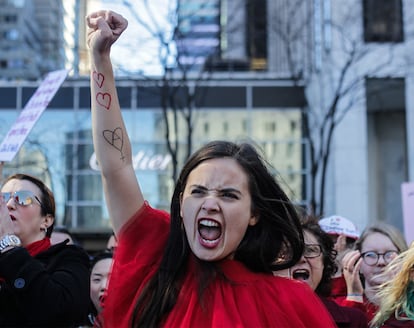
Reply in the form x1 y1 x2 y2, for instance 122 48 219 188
86 10 144 235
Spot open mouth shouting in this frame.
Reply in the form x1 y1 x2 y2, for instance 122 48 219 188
198 219 222 248
292 268 310 281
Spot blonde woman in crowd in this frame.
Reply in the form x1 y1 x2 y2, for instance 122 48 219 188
341 222 408 322
371 242 414 327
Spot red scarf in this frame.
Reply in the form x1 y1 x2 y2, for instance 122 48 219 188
26 237 51 256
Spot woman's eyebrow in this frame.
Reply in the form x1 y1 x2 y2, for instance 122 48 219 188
190 185 242 194
219 187 242 195
189 184 208 189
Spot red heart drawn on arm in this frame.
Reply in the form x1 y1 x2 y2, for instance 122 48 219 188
93 71 104 88
96 92 111 110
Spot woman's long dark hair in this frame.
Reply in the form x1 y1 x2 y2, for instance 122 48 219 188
131 141 304 327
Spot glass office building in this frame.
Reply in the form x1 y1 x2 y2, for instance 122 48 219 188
0 77 307 235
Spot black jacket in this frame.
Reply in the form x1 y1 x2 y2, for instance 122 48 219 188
0 241 90 327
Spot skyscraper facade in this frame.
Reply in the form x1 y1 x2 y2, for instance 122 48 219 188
0 0 66 80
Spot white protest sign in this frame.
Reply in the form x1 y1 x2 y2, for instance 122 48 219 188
0 69 68 162
401 182 414 245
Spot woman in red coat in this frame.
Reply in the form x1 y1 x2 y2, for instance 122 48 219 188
87 9 336 328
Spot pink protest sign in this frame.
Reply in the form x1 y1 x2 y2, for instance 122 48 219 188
0 69 68 162
401 182 414 245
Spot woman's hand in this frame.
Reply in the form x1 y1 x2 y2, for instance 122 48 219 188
342 250 364 302
86 10 128 56
0 193 15 238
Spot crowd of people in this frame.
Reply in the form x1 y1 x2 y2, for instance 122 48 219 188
0 8 412 327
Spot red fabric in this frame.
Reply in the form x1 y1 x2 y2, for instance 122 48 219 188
330 275 348 305
382 315 414 328
102 202 336 328
26 237 51 257
340 298 377 323
320 297 368 328
330 274 378 322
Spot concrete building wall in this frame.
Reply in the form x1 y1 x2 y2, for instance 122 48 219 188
320 0 414 236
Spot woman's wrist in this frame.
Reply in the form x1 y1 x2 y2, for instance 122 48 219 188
346 293 364 302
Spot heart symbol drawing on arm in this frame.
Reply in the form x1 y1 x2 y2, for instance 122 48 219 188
93 71 104 88
96 92 111 110
103 127 125 160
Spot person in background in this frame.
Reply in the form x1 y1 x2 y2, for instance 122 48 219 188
0 173 90 326
87 9 336 328
87 250 114 327
276 217 368 327
106 232 117 251
51 225 76 245
319 215 360 304
371 242 414 328
341 222 408 322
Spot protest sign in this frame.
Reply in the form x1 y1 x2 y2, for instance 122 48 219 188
401 182 414 245
0 69 68 161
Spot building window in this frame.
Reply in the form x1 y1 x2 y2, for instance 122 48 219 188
290 120 297 134
242 119 247 132
246 0 267 70
5 28 19 41
8 58 24 68
363 0 403 42
265 121 276 134
223 121 228 133
286 141 294 157
4 14 18 23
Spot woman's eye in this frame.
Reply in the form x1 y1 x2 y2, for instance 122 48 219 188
191 188 205 196
221 192 238 199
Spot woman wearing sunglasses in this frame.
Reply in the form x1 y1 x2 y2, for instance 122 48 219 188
341 222 408 322
0 173 91 327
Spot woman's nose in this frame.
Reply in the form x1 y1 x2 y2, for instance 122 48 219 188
5 197 16 209
201 197 220 212
377 255 387 266
298 254 307 263
100 278 108 291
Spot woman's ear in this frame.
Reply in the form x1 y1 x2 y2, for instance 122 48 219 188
249 214 259 226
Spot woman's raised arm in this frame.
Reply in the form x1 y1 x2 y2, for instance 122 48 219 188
87 10 144 234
